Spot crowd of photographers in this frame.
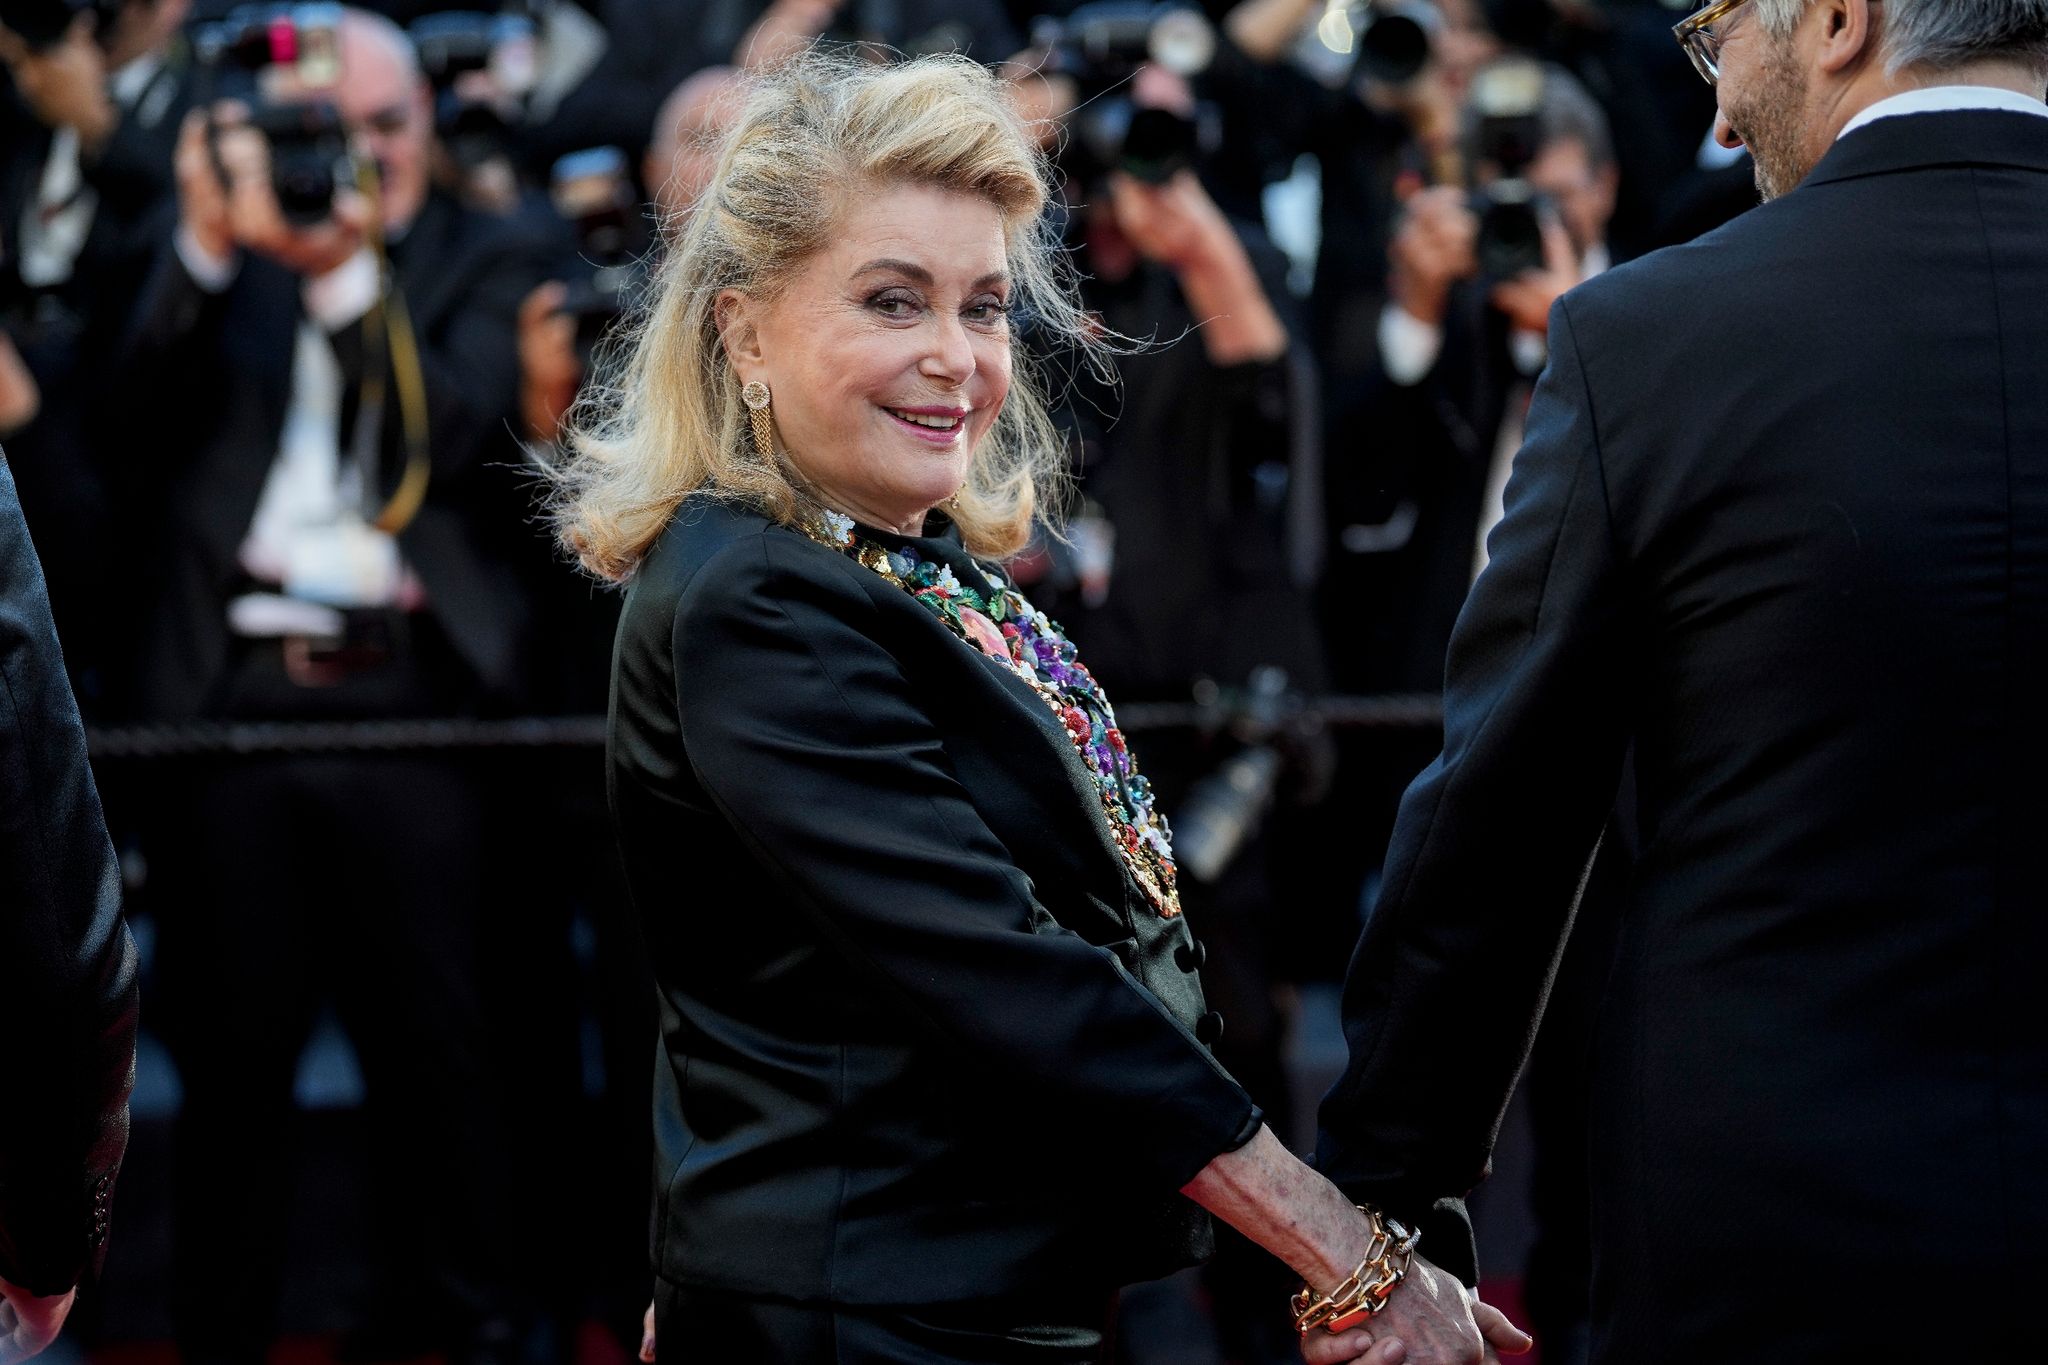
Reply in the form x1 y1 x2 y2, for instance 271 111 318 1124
0 0 1753 1361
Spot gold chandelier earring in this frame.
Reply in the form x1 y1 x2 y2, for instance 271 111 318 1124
741 380 774 459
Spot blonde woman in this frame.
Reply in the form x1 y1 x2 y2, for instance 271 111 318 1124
557 52 1526 1364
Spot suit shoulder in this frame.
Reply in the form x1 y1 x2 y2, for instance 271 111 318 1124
1562 188 1854 348
624 498 872 647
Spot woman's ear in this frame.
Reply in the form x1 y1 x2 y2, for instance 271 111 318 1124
715 288 766 377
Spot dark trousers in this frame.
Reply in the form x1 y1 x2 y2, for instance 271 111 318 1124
655 1281 1115 1365
148 626 509 1363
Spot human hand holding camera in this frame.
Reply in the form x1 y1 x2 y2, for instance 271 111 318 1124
1387 187 1478 329
174 100 371 279
1485 214 1577 336
0 12 117 154
516 280 582 444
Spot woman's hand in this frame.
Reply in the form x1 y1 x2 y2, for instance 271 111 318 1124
639 1299 656 1362
1299 1271 1533 1365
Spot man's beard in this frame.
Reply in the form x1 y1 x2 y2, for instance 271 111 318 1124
1725 37 1814 202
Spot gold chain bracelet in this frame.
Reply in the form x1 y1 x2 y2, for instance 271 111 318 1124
1290 1206 1420 1336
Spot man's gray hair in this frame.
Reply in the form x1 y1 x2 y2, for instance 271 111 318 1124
1751 0 2048 76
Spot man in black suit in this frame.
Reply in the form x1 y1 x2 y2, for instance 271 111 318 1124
0 454 138 1361
1307 2 2048 1362
0 0 193 708
117 10 549 1362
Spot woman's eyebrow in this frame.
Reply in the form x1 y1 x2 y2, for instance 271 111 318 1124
852 261 1011 291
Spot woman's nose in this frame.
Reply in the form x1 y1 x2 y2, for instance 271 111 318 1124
919 315 976 384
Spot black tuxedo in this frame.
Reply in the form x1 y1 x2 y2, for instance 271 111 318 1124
610 498 1260 1314
0 453 137 1297
1317 109 2048 1363
119 189 552 717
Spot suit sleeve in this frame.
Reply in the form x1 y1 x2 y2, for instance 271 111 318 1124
0 455 139 1297
672 533 1262 1191
1315 299 1631 1283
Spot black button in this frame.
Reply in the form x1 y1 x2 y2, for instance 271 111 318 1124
1174 941 1197 972
1196 1010 1225 1045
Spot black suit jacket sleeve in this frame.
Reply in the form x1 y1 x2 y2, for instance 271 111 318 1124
1315 299 1631 1284
673 533 1262 1189
0 455 138 1297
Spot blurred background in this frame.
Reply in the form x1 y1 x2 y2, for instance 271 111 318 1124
0 0 1757 1360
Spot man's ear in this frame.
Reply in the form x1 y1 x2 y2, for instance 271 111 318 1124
715 287 766 378
1815 0 1881 77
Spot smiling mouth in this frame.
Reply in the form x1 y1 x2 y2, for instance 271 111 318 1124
883 406 968 438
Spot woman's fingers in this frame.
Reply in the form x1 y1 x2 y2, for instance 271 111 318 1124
639 1299 656 1362
1301 1326 1396 1364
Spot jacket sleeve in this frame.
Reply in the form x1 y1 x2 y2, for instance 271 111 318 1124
0 454 139 1297
1315 299 1632 1283
672 531 1262 1191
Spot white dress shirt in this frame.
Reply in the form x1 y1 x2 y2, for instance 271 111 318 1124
17 54 166 289
1840 84 2048 139
175 232 420 634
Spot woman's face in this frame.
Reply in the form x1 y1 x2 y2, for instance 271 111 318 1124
722 183 1014 534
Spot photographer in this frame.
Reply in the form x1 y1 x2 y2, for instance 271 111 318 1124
0 0 194 705
1322 57 1614 692
115 8 550 1362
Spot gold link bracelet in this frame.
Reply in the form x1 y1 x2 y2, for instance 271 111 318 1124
1291 1206 1420 1335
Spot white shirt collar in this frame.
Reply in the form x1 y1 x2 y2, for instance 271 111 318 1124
1840 84 2048 140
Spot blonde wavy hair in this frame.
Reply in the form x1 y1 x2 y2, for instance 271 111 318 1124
552 50 1104 582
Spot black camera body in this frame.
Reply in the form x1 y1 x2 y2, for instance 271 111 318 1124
195 3 354 227
1032 0 1220 185
1466 60 1550 281
550 146 647 366
0 0 120 51
410 10 535 175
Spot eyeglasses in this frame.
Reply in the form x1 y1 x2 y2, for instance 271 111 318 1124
1672 0 1752 86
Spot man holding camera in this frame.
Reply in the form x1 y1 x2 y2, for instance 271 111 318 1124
0 0 193 704
1338 61 1616 693
116 8 548 1362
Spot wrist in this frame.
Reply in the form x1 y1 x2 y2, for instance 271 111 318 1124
73 97 117 156
1390 275 1450 327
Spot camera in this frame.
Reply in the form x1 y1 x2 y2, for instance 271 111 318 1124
551 146 647 366
410 9 536 177
0 0 119 51
195 3 355 227
1031 1 1220 185
1466 58 1549 281
1356 2 1438 83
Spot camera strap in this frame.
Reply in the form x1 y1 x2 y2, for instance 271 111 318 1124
354 162 430 536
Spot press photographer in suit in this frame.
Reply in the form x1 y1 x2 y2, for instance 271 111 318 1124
1306 2 2048 1362
0 454 138 1362
0 0 194 705
116 7 548 1361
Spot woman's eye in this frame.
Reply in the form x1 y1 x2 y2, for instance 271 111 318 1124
966 300 1011 325
870 293 920 318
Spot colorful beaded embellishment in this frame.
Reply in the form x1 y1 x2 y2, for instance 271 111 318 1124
805 511 1182 918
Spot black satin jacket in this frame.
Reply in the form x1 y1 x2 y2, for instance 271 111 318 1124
609 497 1260 1305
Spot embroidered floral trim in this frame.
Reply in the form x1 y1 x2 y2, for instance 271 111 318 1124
803 514 1182 918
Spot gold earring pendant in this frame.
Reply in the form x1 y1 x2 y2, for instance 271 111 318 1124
741 380 773 459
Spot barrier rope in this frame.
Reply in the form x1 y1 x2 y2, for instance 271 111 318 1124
84 695 1445 760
